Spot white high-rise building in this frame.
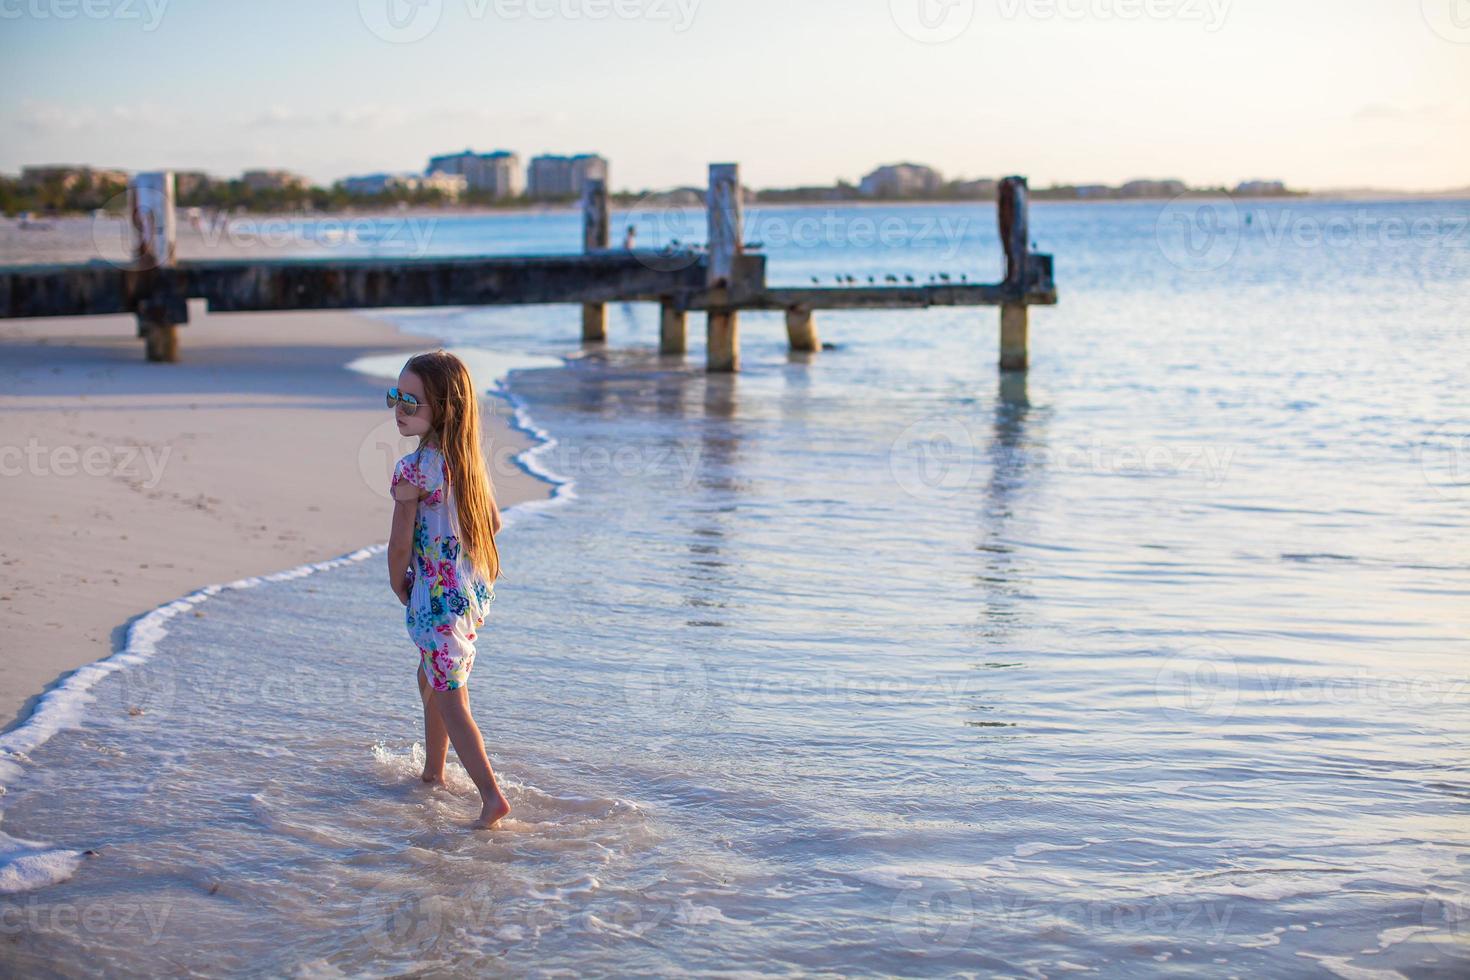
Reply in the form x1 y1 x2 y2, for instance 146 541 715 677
426 149 523 199
528 154 609 200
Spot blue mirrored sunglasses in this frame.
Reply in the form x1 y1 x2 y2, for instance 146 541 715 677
386 387 421 416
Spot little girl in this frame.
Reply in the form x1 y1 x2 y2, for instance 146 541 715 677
386 350 511 829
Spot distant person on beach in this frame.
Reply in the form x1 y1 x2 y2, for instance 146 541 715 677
386 350 511 829
623 224 637 249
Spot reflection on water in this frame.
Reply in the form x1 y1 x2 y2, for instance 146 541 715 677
1 200 1467 976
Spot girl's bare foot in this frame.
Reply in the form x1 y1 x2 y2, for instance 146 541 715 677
421 771 445 785
473 794 511 829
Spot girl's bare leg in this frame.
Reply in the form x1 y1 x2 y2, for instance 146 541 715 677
430 682 512 828
417 665 449 783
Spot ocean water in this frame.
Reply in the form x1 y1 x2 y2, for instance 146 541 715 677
1 200 1467 976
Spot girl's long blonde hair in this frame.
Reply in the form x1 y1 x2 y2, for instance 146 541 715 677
406 350 501 584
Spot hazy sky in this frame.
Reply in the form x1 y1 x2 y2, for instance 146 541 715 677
1 0 1466 191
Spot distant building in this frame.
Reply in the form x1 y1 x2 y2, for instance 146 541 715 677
242 169 311 192
342 173 407 196
1074 184 1111 199
1234 179 1288 197
426 149 523 199
952 178 998 199
1119 179 1187 198
527 154 609 200
420 171 469 199
19 165 129 191
342 171 463 198
859 163 944 199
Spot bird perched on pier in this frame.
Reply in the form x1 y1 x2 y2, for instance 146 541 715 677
903 274 915 284
885 274 898 284
960 274 968 283
811 276 820 285
867 275 875 284
939 273 951 283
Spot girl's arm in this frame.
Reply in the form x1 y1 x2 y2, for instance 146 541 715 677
388 481 420 605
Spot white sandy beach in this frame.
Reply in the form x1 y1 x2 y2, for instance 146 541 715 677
0 305 553 734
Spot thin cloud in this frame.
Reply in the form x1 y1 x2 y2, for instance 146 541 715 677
246 104 416 130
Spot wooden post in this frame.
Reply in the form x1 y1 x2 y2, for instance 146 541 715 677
785 306 819 352
997 176 1030 372
999 303 1028 371
129 171 181 362
706 163 742 372
581 177 608 343
660 299 687 355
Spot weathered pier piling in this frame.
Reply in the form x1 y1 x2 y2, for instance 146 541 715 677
0 164 1056 371
581 177 609 344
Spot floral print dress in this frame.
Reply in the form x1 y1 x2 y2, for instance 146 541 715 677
392 445 495 691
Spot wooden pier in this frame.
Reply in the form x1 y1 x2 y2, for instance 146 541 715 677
0 164 1057 371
